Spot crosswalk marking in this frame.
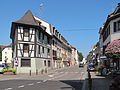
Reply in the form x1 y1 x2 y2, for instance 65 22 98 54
4 88 13 90
18 85 24 88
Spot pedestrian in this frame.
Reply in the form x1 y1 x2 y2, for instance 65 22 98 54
102 67 107 75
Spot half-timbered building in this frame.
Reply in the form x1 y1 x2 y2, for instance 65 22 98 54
10 10 52 74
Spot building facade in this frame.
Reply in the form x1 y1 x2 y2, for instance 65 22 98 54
10 10 52 74
2 45 13 66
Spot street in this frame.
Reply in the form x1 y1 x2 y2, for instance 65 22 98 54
0 65 87 90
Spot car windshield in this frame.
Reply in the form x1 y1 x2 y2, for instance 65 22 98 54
0 65 4 67
89 64 94 67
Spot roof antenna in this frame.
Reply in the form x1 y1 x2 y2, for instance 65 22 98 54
40 3 43 18
35 3 43 18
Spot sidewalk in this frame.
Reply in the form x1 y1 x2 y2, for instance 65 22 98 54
85 72 110 90
0 66 74 81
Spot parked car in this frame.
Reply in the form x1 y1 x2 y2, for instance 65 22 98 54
79 62 84 67
0 64 6 73
87 64 95 71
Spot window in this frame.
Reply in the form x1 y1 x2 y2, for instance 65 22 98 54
48 49 50 55
118 21 120 31
114 21 120 32
5 52 7 54
21 59 31 67
39 45 40 54
23 44 29 53
39 31 41 39
114 22 116 32
47 37 50 44
42 47 44 53
42 33 44 40
24 27 29 37
48 61 50 67
103 25 110 42
44 60 46 66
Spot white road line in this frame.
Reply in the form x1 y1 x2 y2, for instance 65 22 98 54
48 74 54 77
43 80 47 82
37 81 41 83
28 83 34 86
18 85 24 88
4 88 13 90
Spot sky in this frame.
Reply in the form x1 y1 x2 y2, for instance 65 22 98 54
0 0 120 57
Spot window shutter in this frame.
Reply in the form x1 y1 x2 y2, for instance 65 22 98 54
114 22 116 32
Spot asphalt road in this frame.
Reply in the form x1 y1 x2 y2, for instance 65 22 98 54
0 65 87 90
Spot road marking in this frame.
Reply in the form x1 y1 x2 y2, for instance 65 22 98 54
4 88 13 90
48 74 54 77
37 81 41 83
28 83 34 86
43 80 47 82
18 85 24 88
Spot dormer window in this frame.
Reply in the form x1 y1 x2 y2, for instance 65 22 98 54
38 22 41 26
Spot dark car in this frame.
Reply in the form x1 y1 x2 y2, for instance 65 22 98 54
87 64 95 71
79 62 84 67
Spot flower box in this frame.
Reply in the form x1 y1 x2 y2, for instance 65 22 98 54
3 71 15 75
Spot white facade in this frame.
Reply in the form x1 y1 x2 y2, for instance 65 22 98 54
103 17 120 46
75 50 79 64
34 16 52 35
2 47 12 65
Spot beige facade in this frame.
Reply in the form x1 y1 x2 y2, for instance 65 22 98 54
2 46 12 66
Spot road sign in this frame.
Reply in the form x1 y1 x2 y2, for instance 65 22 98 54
14 57 18 61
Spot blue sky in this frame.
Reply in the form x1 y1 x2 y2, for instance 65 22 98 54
0 0 119 57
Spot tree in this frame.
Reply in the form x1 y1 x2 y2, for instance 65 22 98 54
0 47 2 61
78 52 84 62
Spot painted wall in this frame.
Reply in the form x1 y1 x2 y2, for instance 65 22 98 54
2 47 12 64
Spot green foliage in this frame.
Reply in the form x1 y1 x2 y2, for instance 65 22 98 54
3 68 16 73
12 69 16 73
5 69 8 72
1 69 5 73
78 52 84 62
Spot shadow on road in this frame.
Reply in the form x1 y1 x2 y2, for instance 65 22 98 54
60 80 83 90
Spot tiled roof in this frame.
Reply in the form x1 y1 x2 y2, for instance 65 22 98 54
14 10 38 26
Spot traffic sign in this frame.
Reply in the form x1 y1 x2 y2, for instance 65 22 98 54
14 57 18 61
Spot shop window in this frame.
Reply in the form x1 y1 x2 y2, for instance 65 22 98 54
21 59 31 67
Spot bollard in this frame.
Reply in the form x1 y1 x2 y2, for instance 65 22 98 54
30 70 31 76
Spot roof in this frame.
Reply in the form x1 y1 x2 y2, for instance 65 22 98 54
0 45 6 50
10 10 51 39
0 43 12 50
14 10 38 26
101 3 120 34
